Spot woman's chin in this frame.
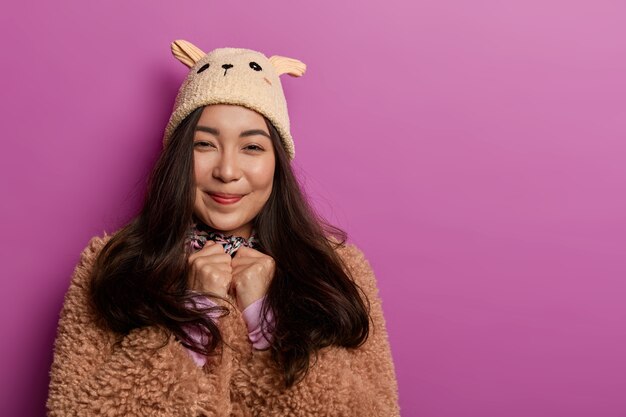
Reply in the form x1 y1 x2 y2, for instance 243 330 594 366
202 219 250 236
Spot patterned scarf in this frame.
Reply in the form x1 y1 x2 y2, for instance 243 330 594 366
186 219 259 257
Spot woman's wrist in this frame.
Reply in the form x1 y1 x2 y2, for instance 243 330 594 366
241 295 274 350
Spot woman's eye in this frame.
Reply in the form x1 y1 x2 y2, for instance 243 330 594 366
194 142 262 151
194 141 214 148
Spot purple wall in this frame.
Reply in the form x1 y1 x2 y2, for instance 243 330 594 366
2 1 625 416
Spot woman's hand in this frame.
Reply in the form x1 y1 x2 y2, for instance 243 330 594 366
187 241 232 298
231 246 276 311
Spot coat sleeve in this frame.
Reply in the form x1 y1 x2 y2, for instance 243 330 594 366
46 234 233 417
341 242 401 416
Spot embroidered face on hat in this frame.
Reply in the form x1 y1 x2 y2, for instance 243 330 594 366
162 40 306 160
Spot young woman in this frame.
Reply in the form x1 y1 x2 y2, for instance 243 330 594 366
46 40 400 416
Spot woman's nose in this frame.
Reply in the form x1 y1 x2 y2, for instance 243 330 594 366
213 151 241 182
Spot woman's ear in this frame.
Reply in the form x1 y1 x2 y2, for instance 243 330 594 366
170 40 206 68
268 55 307 77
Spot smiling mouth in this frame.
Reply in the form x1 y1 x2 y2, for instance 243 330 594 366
207 193 244 205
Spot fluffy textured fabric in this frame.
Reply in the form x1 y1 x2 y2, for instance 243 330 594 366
46 232 401 416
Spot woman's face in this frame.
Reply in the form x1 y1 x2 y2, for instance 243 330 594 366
192 104 276 239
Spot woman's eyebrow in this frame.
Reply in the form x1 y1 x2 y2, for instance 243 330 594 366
195 125 270 138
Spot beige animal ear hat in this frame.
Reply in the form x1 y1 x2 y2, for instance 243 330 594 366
162 40 306 160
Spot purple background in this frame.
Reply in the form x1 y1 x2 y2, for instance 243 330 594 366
2 1 625 416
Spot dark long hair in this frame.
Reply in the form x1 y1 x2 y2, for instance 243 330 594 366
89 105 371 388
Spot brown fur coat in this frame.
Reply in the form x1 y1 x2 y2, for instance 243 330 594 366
46 233 400 416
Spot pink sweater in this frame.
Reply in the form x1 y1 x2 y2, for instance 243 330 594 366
183 295 274 367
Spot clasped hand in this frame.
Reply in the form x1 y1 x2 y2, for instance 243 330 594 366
187 240 275 311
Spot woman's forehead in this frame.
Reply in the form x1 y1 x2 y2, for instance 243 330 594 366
198 104 265 122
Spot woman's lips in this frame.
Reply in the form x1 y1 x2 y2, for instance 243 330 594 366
208 193 243 205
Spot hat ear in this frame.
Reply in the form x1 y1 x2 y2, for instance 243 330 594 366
268 55 306 77
171 40 206 68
